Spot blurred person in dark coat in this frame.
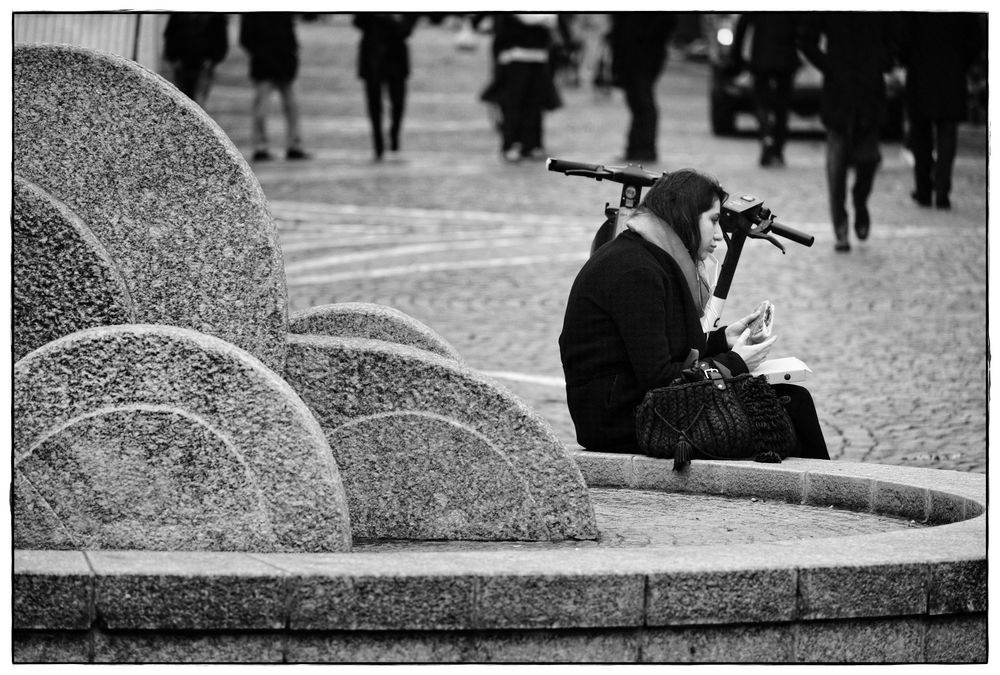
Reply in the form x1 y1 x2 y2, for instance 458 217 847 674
609 12 677 163
163 13 229 107
799 13 900 252
239 13 309 161
732 13 802 167
353 13 419 161
900 12 985 210
492 13 560 162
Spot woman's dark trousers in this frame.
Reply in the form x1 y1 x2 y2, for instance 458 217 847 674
752 69 793 158
908 114 958 205
499 61 546 154
364 75 407 158
621 73 659 160
773 383 830 459
825 123 880 240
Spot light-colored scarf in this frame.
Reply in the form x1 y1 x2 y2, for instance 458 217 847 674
626 210 713 316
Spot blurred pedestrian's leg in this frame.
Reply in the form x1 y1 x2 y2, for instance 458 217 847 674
753 71 792 167
277 81 306 159
499 62 530 160
908 114 934 205
850 125 881 241
521 107 543 158
933 120 958 208
752 73 775 165
387 75 406 152
851 160 877 241
622 74 657 161
164 13 228 107
364 77 385 159
771 71 793 163
825 129 850 251
192 64 215 107
251 80 273 160
172 62 200 100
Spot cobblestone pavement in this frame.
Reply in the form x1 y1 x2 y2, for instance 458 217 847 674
207 15 987 473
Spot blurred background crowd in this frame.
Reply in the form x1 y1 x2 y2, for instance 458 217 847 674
17 11 987 249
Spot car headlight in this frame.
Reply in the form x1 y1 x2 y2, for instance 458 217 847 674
716 27 734 47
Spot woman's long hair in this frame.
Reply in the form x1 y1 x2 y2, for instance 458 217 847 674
640 169 727 260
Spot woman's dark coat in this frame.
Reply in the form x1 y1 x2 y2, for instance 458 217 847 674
353 14 418 82
163 13 229 67
559 230 746 451
797 12 900 132
732 12 801 74
239 13 299 83
899 12 984 121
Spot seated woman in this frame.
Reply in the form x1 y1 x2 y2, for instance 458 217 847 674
558 168 830 459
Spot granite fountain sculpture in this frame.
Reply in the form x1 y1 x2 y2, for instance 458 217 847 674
11 45 985 663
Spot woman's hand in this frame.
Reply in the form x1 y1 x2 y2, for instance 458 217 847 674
732 326 776 372
726 306 763 348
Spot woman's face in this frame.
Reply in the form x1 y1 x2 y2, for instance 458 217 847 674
697 198 723 261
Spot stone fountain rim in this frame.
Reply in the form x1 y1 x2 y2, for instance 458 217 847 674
15 456 986 568
14 455 985 636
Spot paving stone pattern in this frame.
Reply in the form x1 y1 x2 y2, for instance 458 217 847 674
204 16 986 473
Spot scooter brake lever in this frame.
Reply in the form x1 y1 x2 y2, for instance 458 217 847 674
760 233 787 253
746 217 787 254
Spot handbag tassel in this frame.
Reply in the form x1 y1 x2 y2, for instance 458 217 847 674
673 437 692 472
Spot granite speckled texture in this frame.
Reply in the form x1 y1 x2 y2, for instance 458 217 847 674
88 550 290 630
329 412 549 540
11 457 986 663
13 174 135 362
13 44 288 372
13 324 351 552
13 550 93 630
284 334 598 541
290 303 462 361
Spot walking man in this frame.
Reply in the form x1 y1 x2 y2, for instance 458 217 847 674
608 12 677 163
799 13 900 252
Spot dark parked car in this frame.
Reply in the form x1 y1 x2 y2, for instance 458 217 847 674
705 13 905 139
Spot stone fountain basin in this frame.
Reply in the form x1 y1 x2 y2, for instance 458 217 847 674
13 455 986 663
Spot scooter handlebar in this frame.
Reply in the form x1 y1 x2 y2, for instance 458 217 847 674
768 220 814 247
547 157 663 186
546 158 605 175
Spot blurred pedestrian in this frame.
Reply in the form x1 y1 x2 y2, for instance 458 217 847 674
491 13 560 162
239 13 309 161
163 12 229 107
900 12 985 210
353 13 419 161
551 14 583 89
731 12 801 167
799 13 901 252
608 12 677 163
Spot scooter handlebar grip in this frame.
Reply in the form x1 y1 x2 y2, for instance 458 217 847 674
770 221 815 247
546 158 603 175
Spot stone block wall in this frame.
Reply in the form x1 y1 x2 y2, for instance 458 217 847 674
12 459 987 663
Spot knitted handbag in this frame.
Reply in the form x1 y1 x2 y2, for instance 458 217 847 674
635 371 797 471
